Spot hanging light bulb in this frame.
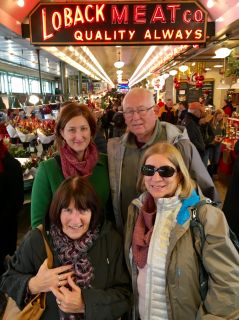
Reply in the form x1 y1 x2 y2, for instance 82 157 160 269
179 65 188 72
114 50 124 69
116 70 123 75
169 70 178 76
214 47 231 58
17 0 25 7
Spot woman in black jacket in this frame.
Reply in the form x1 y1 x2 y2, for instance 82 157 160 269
1 176 131 319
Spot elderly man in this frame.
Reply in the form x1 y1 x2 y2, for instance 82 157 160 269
107 88 220 231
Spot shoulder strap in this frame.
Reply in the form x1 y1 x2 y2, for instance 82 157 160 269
190 201 209 301
37 225 53 268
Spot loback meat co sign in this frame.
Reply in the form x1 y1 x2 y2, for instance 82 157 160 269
29 1 208 45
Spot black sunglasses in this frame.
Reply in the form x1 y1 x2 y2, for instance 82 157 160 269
141 164 176 178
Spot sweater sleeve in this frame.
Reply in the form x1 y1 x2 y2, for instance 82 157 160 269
0 230 46 309
197 205 239 319
31 161 53 228
81 230 132 319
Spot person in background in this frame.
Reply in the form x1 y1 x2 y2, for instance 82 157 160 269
183 102 206 161
125 142 239 320
1 176 132 319
222 140 239 238
31 103 112 228
159 98 177 124
112 105 127 137
208 109 227 176
199 112 215 168
0 139 24 314
107 88 220 232
176 101 188 125
223 99 234 117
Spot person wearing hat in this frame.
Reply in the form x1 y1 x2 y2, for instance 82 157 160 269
183 101 206 161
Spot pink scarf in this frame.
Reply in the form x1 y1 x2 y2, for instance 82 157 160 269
132 193 156 268
60 142 99 178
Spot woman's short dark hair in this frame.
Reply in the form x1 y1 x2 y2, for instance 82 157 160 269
49 176 103 231
55 103 97 149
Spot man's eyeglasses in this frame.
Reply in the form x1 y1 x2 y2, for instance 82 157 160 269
141 164 177 178
123 105 154 118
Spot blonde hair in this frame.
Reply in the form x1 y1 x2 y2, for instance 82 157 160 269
137 142 195 198
211 108 226 130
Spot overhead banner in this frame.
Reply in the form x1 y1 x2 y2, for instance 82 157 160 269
29 1 208 45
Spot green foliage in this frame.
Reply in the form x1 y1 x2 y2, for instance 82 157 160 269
225 54 239 77
8 144 30 158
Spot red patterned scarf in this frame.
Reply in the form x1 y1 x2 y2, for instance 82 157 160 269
50 224 100 320
0 140 8 173
60 141 99 178
132 193 156 268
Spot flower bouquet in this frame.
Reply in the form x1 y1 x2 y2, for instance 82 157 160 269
6 117 20 139
37 119 55 144
16 118 39 143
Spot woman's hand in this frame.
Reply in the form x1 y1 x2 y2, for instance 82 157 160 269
51 276 85 314
28 259 73 294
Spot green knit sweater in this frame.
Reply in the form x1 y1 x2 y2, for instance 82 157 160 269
31 153 111 228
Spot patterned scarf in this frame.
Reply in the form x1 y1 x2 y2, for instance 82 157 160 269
50 224 100 320
132 193 157 268
60 141 99 178
0 140 8 173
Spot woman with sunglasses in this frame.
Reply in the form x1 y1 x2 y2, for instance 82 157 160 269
124 142 239 320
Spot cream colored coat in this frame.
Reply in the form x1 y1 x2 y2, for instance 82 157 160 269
125 194 239 320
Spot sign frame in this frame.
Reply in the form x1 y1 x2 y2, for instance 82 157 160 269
29 0 208 46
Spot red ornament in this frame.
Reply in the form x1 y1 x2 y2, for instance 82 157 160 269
174 77 178 83
199 75 204 81
196 81 203 88
175 82 180 89
195 74 201 81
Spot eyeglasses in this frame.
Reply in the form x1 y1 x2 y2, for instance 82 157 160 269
141 164 176 178
123 105 154 118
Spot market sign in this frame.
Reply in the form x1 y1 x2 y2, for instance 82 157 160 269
29 1 208 45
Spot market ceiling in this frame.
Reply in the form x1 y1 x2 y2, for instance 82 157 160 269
0 0 239 87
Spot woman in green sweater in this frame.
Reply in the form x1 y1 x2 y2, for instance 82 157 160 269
31 103 112 228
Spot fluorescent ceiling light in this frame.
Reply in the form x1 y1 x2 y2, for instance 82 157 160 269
213 64 223 68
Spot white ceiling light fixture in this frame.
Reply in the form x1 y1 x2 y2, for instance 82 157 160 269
214 47 232 58
17 0 25 7
216 79 230 90
231 79 239 89
207 0 215 8
162 73 170 79
179 65 188 72
169 70 178 76
114 49 124 69
116 70 123 75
